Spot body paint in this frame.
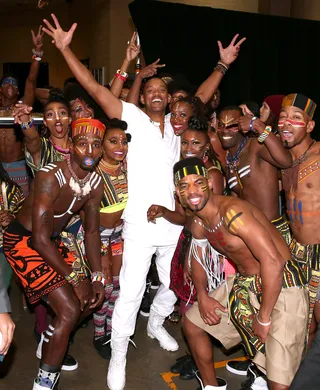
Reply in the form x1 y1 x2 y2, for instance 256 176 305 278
225 209 244 233
84 157 94 166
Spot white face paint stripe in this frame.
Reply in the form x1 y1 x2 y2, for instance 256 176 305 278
88 144 92 154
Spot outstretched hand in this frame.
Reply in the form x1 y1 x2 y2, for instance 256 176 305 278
147 204 166 223
218 33 246 66
31 25 44 51
13 104 33 125
42 13 77 52
126 31 140 62
138 59 165 79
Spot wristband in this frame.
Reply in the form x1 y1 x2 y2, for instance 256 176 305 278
20 118 34 130
32 55 42 62
258 126 272 143
116 69 128 81
32 48 43 57
256 314 272 327
249 116 257 132
65 270 80 287
91 271 106 286
115 73 127 82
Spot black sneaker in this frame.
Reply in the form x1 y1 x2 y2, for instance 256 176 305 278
226 360 250 376
61 354 78 371
93 334 111 360
170 354 193 374
179 356 197 380
240 364 268 389
140 282 151 317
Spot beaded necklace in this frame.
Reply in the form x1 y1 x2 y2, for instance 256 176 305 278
226 137 249 189
66 157 92 200
195 217 224 234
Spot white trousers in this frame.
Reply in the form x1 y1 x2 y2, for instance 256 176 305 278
111 237 177 339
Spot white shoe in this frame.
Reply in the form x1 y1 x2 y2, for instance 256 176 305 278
196 370 227 389
107 338 129 390
147 309 179 351
36 332 78 371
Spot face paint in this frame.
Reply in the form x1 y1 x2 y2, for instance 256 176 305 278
278 119 306 128
75 146 85 155
88 144 92 154
201 185 208 193
1 77 18 88
84 157 94 167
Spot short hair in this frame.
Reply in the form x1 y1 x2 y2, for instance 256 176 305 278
107 118 128 131
218 105 243 117
168 74 195 96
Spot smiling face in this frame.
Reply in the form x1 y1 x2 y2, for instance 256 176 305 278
71 133 103 171
176 174 211 212
278 106 314 148
70 98 94 121
181 129 210 160
44 101 71 140
102 128 128 164
217 109 243 150
141 78 170 113
170 100 193 136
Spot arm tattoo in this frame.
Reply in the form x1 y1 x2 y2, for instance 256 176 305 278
40 211 51 226
226 209 244 233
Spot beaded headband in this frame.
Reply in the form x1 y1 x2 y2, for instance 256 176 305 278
282 93 317 120
174 164 208 186
1 77 18 88
71 118 106 139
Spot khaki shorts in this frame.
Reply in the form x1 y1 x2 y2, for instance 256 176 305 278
186 275 308 386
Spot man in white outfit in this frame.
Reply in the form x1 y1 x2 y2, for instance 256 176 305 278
42 15 183 390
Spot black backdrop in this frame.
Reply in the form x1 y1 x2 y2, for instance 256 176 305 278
129 0 320 137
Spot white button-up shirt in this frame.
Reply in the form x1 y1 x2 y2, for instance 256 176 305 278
121 102 182 244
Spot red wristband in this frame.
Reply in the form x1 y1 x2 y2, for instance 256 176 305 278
115 72 127 82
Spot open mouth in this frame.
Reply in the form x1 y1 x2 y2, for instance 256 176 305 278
188 196 201 206
280 130 293 140
152 98 162 104
55 122 64 134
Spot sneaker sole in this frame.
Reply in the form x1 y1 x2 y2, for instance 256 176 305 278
139 310 150 317
150 285 159 290
226 363 248 376
147 332 179 352
36 351 78 371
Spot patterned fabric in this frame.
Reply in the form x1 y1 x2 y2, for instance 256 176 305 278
169 228 195 303
25 137 68 176
230 266 306 359
282 93 317 119
2 159 30 197
94 283 113 339
272 214 292 246
3 219 84 304
96 166 128 212
0 181 25 250
289 238 320 337
71 118 106 139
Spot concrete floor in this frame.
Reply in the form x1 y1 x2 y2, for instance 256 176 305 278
0 282 247 390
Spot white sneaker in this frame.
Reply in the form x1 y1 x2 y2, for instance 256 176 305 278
36 332 78 371
147 309 179 351
196 370 227 389
107 338 129 390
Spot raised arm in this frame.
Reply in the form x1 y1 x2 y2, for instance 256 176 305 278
109 32 140 99
13 103 41 165
23 26 44 106
43 14 122 119
224 203 286 341
239 115 292 168
126 59 166 106
195 34 246 104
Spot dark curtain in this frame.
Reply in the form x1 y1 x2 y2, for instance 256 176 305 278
129 0 320 137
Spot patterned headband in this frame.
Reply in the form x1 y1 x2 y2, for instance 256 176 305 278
174 164 208 186
1 77 18 88
72 118 106 139
282 93 317 119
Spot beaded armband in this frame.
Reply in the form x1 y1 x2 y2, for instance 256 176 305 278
258 126 272 143
65 270 80 287
91 271 106 286
20 119 34 131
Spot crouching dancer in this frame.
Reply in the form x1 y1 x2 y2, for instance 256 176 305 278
3 118 106 389
174 157 308 390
